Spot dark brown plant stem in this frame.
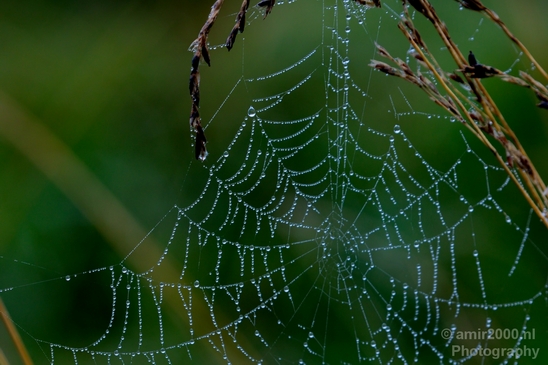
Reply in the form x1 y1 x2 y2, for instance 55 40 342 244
257 0 276 17
226 0 250 50
189 0 226 161
354 0 381 7
190 0 277 160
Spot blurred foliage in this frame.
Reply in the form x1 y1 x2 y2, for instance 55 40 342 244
0 0 547 363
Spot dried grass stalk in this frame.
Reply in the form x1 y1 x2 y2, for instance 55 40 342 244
371 0 548 228
189 1 226 161
354 0 381 7
226 0 250 50
189 0 275 161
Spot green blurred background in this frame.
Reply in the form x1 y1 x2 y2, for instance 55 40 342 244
0 0 547 363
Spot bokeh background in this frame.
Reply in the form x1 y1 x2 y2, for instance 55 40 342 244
0 0 547 363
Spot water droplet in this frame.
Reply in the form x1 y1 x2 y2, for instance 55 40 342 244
194 280 200 288
394 125 401 134
247 106 256 117
65 275 71 281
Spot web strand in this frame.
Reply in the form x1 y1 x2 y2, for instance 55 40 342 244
2 0 547 363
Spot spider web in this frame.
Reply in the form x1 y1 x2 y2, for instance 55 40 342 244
2 0 548 363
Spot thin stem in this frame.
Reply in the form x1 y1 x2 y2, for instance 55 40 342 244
0 298 33 365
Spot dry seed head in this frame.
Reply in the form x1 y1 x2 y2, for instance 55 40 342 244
408 49 421 60
226 0 250 50
461 64 503 79
499 75 529 88
535 91 548 103
411 28 426 49
189 39 199 53
537 101 548 109
536 95 548 109
406 0 436 24
444 96 459 116
189 76 200 103
201 45 211 66
396 59 414 77
370 60 401 77
399 21 426 50
257 0 276 18
518 155 534 176
419 74 438 94
479 120 494 135
457 0 486 12
226 27 239 50
520 71 548 94
468 51 477 66
375 44 392 59
354 0 382 7
448 73 464 84
194 126 208 161
468 109 484 123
